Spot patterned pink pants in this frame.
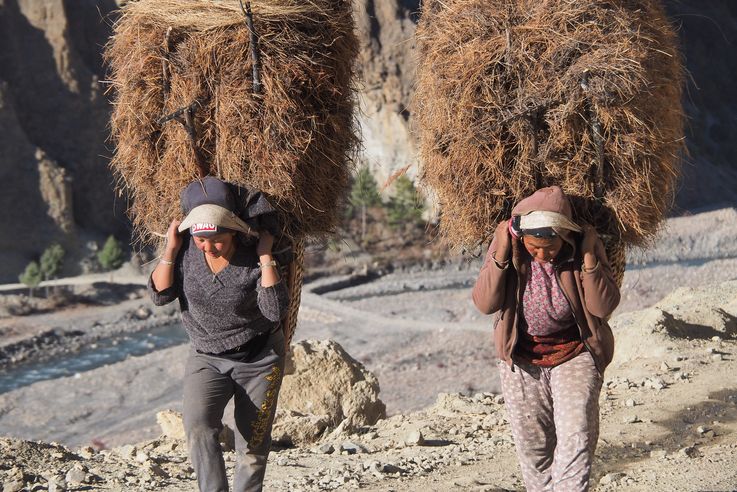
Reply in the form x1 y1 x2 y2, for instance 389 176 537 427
498 351 602 492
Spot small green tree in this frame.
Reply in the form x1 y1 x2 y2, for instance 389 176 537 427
98 236 125 275
349 165 382 241
387 175 424 230
40 243 65 295
19 261 42 298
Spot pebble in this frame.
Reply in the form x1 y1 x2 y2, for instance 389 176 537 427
679 446 698 458
116 444 137 459
404 430 425 446
318 443 335 454
46 476 67 492
363 460 381 472
134 306 152 320
650 449 667 459
711 353 723 361
381 463 405 474
77 446 95 459
65 465 88 485
599 472 626 485
625 399 636 407
660 362 671 371
623 415 641 424
340 441 367 455
644 378 667 390
145 463 168 478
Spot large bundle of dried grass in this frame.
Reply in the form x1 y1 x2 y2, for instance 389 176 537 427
415 0 684 250
106 0 358 244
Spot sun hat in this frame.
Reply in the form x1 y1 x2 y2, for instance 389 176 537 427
178 177 253 237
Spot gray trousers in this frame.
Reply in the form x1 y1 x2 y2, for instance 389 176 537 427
184 329 285 492
498 351 602 492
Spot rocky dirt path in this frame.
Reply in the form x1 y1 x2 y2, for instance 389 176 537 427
1 293 735 491
0 289 497 449
0 209 735 490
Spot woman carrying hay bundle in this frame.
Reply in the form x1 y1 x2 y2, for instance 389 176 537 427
149 176 289 492
472 186 620 491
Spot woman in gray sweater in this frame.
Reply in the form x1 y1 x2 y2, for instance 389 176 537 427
149 176 290 492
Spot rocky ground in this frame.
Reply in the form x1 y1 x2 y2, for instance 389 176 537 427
0 209 736 490
1 283 736 491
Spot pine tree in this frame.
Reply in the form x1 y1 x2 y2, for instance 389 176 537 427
98 236 125 273
39 243 65 296
387 175 424 230
349 165 382 241
19 261 42 298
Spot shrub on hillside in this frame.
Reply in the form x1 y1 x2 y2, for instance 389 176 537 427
98 236 125 272
18 261 42 298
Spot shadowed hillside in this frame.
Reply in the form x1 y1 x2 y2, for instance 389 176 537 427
0 0 735 281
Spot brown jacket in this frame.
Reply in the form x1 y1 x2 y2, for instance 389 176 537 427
472 188 620 374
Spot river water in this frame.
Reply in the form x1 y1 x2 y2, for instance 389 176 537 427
0 323 188 394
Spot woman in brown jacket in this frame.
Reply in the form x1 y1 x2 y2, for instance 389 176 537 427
472 186 620 492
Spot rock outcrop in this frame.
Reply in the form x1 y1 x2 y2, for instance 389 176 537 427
153 340 386 448
274 339 386 445
353 0 419 183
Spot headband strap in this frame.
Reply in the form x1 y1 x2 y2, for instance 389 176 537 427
519 211 582 233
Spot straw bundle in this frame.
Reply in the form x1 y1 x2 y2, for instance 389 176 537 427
415 0 684 250
106 0 358 245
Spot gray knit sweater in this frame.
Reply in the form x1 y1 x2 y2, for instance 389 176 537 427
148 237 290 354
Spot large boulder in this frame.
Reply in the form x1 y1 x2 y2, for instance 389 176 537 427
157 340 386 448
277 340 386 437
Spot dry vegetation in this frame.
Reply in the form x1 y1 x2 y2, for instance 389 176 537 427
105 0 359 246
415 0 685 254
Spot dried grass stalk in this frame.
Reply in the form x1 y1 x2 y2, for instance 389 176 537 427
106 0 359 245
415 0 685 248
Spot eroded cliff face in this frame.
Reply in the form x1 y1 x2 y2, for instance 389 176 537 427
0 0 121 281
353 0 419 184
0 0 735 281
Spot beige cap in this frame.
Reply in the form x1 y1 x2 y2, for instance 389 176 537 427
178 204 254 236
519 210 582 233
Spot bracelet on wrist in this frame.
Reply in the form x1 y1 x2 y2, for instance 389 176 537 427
258 259 277 269
160 258 175 266
491 252 510 269
582 259 600 273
